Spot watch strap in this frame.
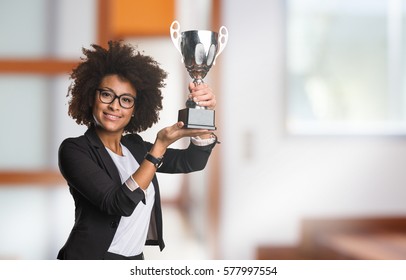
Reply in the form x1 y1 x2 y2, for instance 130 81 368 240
145 153 163 168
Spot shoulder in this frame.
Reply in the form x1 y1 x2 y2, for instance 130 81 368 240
123 133 144 143
58 134 95 160
59 135 88 149
60 126 101 151
58 134 100 170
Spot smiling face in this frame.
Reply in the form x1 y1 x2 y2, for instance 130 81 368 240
92 74 137 136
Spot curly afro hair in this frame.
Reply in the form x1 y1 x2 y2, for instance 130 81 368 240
67 40 167 133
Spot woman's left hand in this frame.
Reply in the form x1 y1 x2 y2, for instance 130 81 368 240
188 82 216 109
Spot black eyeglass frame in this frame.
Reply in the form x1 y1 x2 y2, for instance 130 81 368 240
96 88 136 109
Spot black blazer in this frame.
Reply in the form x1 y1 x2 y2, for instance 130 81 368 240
57 126 215 259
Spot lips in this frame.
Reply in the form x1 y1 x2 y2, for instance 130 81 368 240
103 112 122 121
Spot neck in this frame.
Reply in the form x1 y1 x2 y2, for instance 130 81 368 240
95 126 123 155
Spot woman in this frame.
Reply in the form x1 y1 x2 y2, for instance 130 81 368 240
57 41 218 260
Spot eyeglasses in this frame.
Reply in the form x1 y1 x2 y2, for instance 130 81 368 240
96 89 136 109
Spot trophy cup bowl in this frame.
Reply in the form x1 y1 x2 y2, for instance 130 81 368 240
170 21 228 130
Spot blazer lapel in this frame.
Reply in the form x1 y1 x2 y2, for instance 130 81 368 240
85 126 122 185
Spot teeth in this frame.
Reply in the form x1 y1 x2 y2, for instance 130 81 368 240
105 113 120 120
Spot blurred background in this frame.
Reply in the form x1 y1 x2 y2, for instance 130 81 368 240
1 0 406 260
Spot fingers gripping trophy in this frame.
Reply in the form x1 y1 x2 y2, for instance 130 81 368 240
170 21 228 130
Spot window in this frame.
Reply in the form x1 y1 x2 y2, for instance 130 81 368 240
287 0 406 135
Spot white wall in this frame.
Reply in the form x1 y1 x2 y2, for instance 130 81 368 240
219 0 406 259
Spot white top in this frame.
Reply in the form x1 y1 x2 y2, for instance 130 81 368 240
105 144 155 257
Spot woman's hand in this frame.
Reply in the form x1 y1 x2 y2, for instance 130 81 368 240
150 122 210 157
188 82 216 109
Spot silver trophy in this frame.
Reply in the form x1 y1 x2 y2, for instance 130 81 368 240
170 20 228 129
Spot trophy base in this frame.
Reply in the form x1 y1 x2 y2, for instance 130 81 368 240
178 108 216 130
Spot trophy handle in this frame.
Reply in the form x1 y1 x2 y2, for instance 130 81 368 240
214 26 228 65
170 21 183 61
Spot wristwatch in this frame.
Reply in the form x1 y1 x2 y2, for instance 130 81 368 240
145 153 164 168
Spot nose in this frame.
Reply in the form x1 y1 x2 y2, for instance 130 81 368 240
108 96 121 110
